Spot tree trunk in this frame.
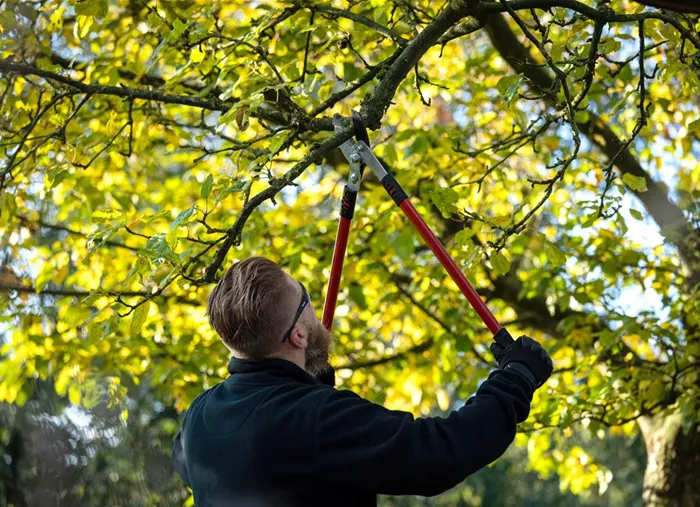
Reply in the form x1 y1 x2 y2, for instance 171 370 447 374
639 412 700 507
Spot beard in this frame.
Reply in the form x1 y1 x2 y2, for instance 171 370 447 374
305 320 333 375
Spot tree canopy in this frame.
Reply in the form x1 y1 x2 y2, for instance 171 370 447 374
0 0 698 505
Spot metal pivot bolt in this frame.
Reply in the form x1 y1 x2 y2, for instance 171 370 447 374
349 153 361 163
350 173 359 184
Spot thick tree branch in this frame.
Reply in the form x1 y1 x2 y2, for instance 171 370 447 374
438 18 485 45
479 0 700 47
0 59 332 133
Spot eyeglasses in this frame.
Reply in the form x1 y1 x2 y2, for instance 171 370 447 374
281 282 310 343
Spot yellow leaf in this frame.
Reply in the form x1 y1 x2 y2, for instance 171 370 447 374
190 46 205 63
130 302 150 334
68 385 81 405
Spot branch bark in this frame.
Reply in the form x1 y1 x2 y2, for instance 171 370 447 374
16 215 139 252
0 283 198 306
0 59 332 133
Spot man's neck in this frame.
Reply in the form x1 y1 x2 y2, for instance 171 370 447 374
260 350 306 372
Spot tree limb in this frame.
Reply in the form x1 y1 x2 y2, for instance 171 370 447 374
0 59 332 133
16 215 140 252
0 283 198 306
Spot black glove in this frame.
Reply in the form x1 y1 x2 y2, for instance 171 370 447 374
491 336 553 390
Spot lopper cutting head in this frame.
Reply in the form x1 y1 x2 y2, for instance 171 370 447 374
351 111 369 177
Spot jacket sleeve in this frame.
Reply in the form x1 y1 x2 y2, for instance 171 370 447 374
314 368 533 496
172 412 191 488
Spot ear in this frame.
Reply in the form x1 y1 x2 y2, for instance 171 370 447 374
286 322 309 350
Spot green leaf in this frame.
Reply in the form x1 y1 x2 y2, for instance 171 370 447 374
51 170 70 189
630 209 644 221
490 252 511 276
496 75 523 104
348 284 368 311
455 228 475 247
622 173 648 192
574 110 590 124
543 240 567 267
430 187 460 218
145 37 170 71
74 0 108 18
0 10 16 33
395 230 415 260
102 314 120 338
171 205 195 229
462 244 482 270
600 39 621 55
407 136 430 157
0 192 16 221
268 132 287 157
130 302 150 334
166 228 179 249
81 291 104 305
688 119 700 132
16 3 39 22
686 71 700 94
171 18 188 38
201 174 213 199
142 235 177 261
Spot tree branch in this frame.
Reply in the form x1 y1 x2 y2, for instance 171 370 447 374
358 0 484 129
16 215 140 252
0 59 332 133
485 14 699 282
0 283 198 306
312 4 407 46
202 129 352 282
336 339 434 370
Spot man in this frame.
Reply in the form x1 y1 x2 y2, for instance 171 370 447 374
173 257 553 506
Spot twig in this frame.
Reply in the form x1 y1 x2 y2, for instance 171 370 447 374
119 99 134 157
73 121 129 169
1 93 68 190
572 19 604 108
312 5 406 46
309 52 400 117
414 64 431 106
124 225 150 239
16 215 139 252
300 9 315 84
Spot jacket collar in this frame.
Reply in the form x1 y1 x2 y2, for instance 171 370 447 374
227 356 320 385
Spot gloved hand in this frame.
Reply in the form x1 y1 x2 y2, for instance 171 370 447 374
490 336 553 390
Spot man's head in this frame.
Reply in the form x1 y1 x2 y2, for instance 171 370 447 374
206 257 332 374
